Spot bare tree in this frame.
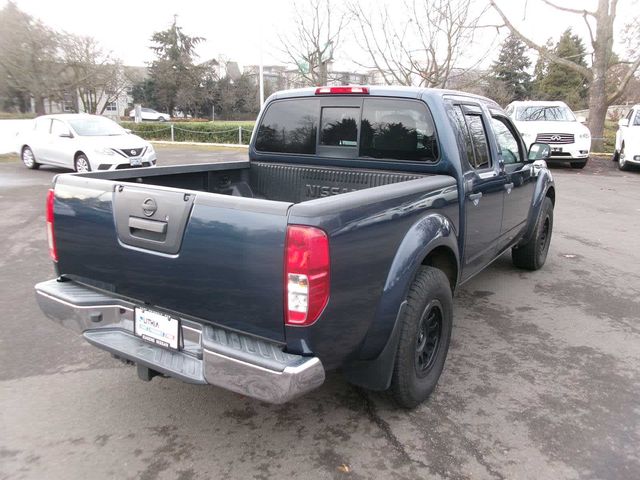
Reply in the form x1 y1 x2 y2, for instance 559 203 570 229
63 35 132 115
349 0 491 88
280 0 350 86
0 2 67 114
489 0 640 151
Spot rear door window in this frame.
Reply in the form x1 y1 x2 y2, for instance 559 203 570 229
51 119 70 137
360 98 438 162
463 112 491 170
255 99 319 154
35 118 51 134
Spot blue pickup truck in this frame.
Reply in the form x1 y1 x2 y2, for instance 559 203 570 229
35 86 555 408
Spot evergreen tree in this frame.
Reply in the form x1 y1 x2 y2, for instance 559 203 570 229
533 29 589 109
148 17 204 115
490 34 532 103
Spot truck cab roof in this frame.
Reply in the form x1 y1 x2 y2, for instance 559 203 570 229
268 85 502 110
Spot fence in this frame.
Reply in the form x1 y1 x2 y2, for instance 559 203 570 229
120 121 255 145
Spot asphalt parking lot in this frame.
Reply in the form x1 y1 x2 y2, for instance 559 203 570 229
1 146 639 480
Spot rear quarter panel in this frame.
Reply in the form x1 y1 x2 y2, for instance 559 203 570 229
285 175 459 369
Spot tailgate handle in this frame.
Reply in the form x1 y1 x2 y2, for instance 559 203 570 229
128 216 167 234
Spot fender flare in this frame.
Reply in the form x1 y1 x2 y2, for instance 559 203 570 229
344 212 459 391
517 170 555 248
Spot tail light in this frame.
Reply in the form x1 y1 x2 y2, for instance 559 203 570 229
46 189 57 262
285 225 330 326
315 86 369 95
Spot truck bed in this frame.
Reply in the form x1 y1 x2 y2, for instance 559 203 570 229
85 161 428 204
52 161 445 343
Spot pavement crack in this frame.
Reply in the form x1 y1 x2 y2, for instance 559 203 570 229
354 387 430 472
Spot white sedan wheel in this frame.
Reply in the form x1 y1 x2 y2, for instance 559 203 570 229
75 155 91 173
22 148 35 167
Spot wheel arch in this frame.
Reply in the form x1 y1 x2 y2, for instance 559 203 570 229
517 170 555 247
343 213 459 391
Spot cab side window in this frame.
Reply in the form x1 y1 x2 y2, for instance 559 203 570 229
633 109 640 126
464 113 491 170
451 105 491 170
490 117 524 165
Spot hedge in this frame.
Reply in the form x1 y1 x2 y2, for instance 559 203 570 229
120 121 255 144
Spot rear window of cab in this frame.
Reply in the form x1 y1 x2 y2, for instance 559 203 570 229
255 97 439 163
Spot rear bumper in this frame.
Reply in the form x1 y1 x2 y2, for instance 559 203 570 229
34 279 325 404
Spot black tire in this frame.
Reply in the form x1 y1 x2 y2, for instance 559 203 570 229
390 266 453 409
512 197 554 270
612 150 620 163
618 143 629 171
21 146 40 170
570 160 587 169
158 117 166 122
74 154 91 173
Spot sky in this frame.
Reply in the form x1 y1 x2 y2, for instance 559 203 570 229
2 0 638 72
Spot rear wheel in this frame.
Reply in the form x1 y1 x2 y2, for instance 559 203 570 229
74 154 91 173
612 150 620 162
21 146 39 170
390 266 453 409
512 197 554 270
570 159 587 169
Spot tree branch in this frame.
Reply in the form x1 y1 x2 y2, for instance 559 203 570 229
540 0 595 17
489 0 592 79
607 55 640 104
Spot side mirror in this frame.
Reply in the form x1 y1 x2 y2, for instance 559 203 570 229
528 142 551 161
618 118 629 128
576 115 587 123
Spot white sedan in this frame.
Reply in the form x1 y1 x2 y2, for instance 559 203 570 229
18 114 157 172
613 104 640 171
128 107 171 122
506 100 591 169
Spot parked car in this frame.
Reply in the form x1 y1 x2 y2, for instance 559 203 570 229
506 100 591 169
613 104 640 171
128 107 171 122
17 114 157 172
35 86 555 408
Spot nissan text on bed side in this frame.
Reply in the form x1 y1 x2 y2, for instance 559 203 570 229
35 86 555 408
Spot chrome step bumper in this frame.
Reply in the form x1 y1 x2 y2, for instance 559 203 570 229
35 279 325 404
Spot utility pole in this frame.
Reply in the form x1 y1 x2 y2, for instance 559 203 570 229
259 24 265 107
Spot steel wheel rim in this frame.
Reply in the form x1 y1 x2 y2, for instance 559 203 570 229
415 300 443 377
22 148 34 167
539 217 550 250
76 157 89 173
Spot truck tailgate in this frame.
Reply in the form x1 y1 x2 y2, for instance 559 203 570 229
52 175 291 342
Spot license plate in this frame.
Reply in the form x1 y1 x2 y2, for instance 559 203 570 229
134 307 179 350
551 147 563 153
130 157 142 166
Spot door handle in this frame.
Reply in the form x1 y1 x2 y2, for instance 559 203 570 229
504 182 514 194
468 192 483 205
129 216 167 234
